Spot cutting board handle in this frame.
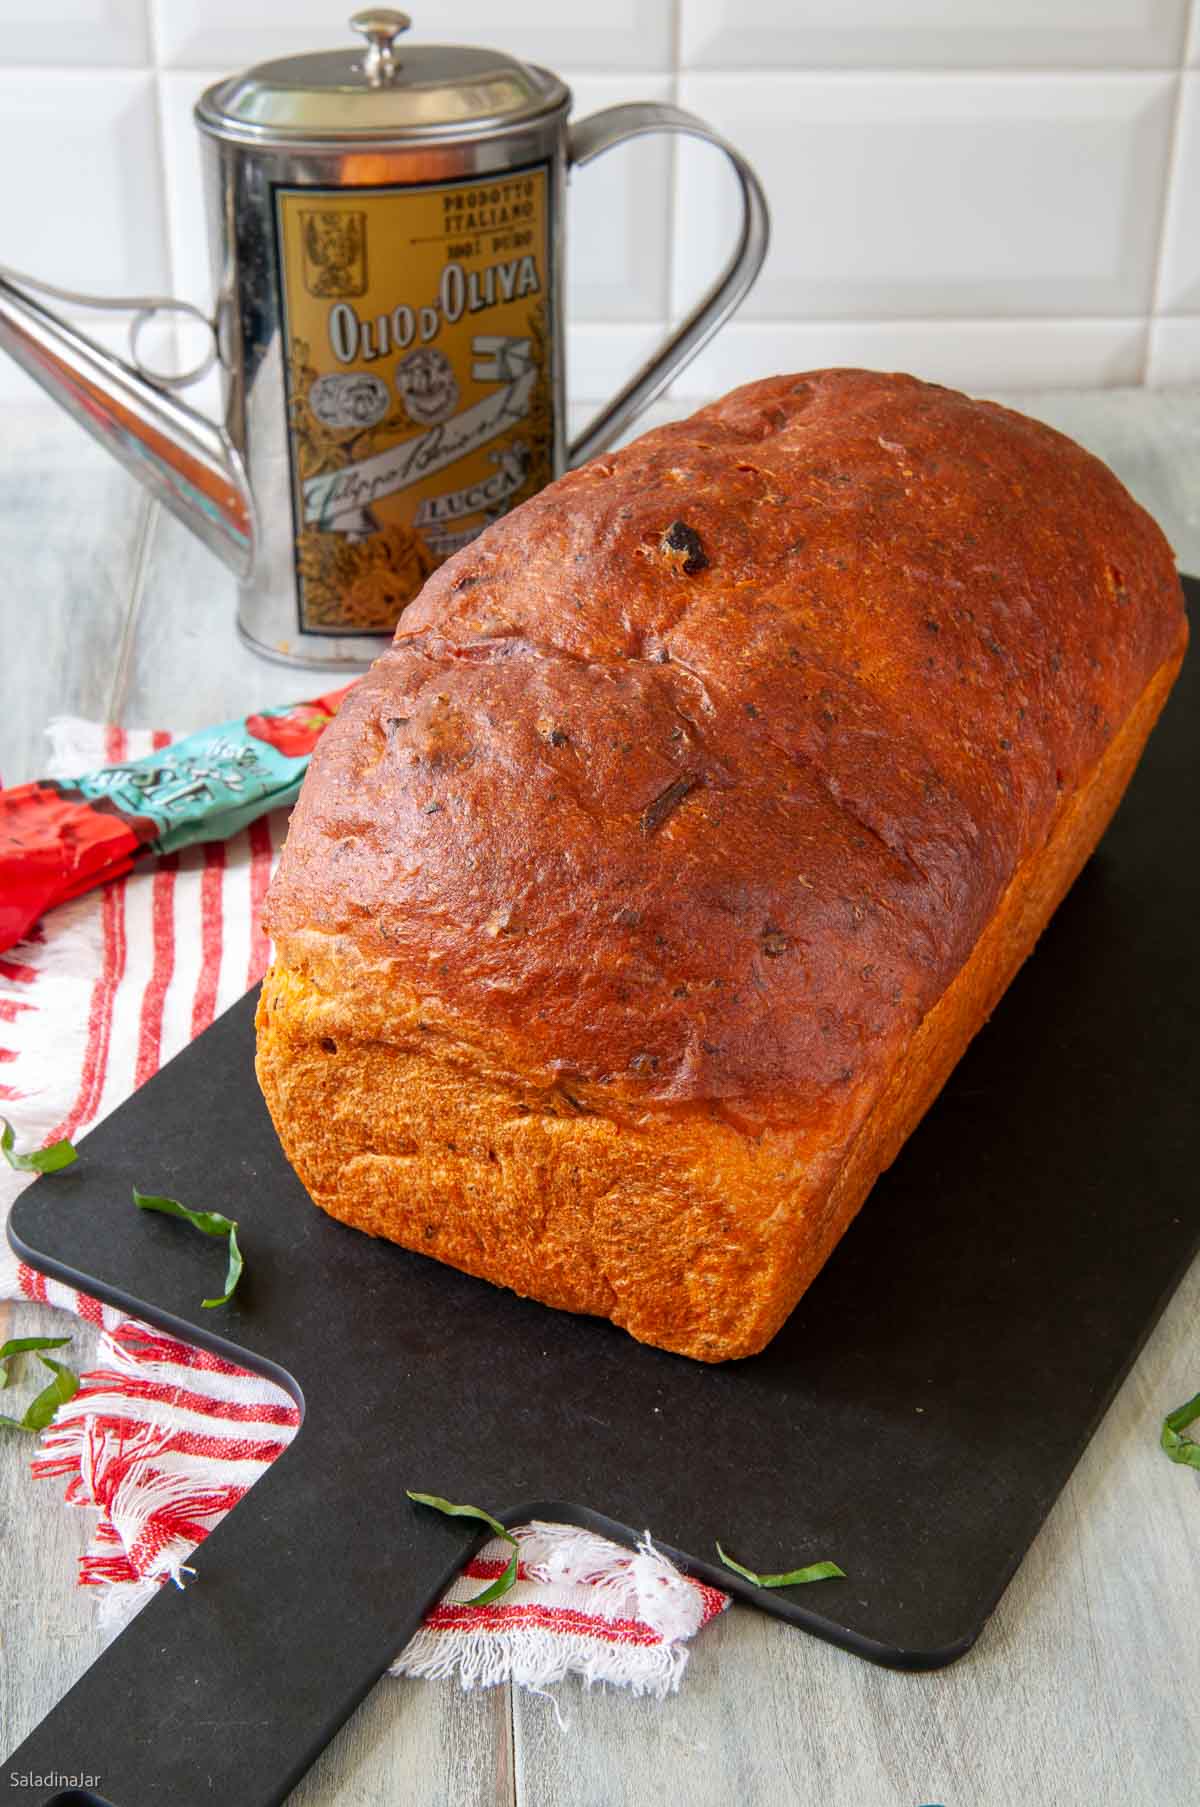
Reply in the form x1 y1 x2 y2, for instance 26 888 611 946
0 1420 473 1806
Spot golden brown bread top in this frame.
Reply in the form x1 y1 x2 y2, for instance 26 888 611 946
265 370 1186 1116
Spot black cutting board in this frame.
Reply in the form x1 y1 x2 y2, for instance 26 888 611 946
4 583 1198 1807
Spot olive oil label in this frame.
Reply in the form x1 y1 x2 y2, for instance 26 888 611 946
275 166 554 636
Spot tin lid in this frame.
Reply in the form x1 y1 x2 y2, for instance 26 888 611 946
195 9 569 147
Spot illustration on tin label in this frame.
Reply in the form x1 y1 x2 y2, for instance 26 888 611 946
396 347 459 425
276 167 554 636
300 211 368 298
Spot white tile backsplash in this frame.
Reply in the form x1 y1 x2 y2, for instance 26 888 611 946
1 2 1199 399
680 2 1190 71
4 0 150 66
565 76 674 321
152 2 674 73
674 73 1175 322
568 322 670 407
670 317 1149 398
1155 71 1200 307
0 71 166 291
158 69 222 310
1147 313 1200 379
151 0 368 71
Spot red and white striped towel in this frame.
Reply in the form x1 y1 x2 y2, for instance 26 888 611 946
0 719 727 1696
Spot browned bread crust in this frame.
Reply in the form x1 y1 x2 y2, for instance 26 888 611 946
257 370 1188 1360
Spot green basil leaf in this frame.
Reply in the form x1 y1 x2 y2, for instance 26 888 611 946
133 1188 237 1238
202 1223 243 1310
0 1337 72 1358
133 1188 244 1308
15 1357 79 1433
1161 1390 1200 1470
1 1116 78 1174
464 1547 520 1605
0 1336 72 1390
715 1541 846 1588
405 1490 517 1548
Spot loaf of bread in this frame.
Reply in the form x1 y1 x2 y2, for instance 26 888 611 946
256 370 1188 1362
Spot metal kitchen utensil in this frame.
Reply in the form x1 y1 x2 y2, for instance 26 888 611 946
3 593 1197 1807
0 9 769 667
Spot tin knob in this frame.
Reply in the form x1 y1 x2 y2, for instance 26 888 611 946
350 8 412 86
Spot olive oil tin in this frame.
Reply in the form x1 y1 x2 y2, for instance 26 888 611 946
194 9 768 666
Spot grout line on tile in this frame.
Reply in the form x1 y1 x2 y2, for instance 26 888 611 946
576 313 1149 329
106 498 159 727
146 0 171 284
143 0 181 374
654 63 1185 80
0 62 1187 81
1 64 151 76
11 62 1183 80
151 74 182 372
663 0 682 326
1147 58 1190 355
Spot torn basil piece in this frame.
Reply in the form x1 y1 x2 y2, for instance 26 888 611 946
464 1547 521 1606
1 1116 78 1174
132 1188 244 1308
0 1336 71 1391
406 1490 521 1604
0 1355 79 1434
202 1224 243 1310
1161 1391 1200 1470
715 1540 845 1588
22 1358 80 1432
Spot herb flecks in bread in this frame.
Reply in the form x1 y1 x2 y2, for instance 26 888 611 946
256 371 1188 1362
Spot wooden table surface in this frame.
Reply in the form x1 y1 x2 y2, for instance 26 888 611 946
1 387 1199 1806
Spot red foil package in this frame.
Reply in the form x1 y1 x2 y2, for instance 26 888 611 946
0 685 353 954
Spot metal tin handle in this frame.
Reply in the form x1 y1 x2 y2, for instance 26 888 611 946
566 103 769 468
0 262 216 389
